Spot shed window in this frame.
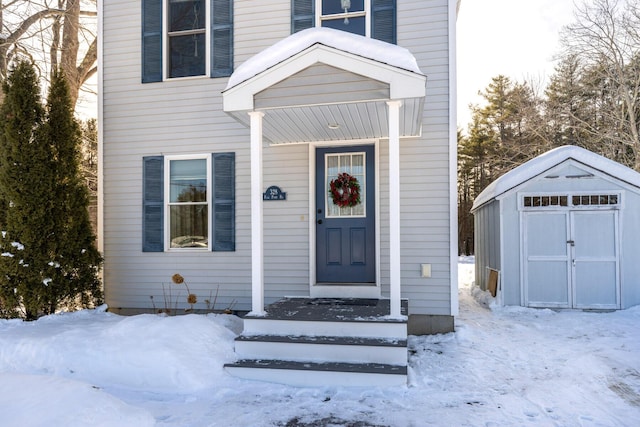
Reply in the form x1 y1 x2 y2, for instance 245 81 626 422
522 193 620 209
572 194 618 206
523 195 568 207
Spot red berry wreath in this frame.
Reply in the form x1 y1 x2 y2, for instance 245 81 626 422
329 173 361 208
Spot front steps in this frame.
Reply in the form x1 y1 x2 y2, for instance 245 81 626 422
224 298 408 387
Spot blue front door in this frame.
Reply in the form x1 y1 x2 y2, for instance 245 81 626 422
316 146 375 283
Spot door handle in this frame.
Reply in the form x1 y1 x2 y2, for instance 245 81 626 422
317 219 323 224
567 240 575 246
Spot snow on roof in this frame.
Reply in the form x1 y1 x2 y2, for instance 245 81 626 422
225 27 422 90
472 145 640 211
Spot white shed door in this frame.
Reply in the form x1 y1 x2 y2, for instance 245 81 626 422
524 212 571 308
524 210 620 309
571 211 619 309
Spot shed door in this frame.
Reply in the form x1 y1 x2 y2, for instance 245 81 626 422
524 210 620 309
524 212 571 308
571 211 619 309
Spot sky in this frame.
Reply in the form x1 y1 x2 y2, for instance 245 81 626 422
1 259 639 426
456 0 578 130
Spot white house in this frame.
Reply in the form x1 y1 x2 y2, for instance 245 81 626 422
99 0 459 386
472 146 640 311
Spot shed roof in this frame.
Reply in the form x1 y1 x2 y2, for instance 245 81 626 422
471 145 640 211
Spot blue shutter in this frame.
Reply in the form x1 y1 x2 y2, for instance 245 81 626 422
212 153 235 251
372 0 396 45
291 0 315 34
142 0 163 83
211 0 233 77
143 156 164 251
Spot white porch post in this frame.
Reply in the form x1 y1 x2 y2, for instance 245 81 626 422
387 100 402 318
249 111 265 315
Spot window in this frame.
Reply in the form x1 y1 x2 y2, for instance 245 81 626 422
168 0 206 78
325 152 366 218
168 156 209 248
521 193 620 210
292 0 396 44
142 0 233 82
143 153 235 252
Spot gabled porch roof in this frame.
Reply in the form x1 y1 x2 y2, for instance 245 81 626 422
223 28 427 144
222 29 426 318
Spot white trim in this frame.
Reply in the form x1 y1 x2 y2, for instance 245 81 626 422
308 143 316 292
97 0 104 256
249 111 265 315
387 100 401 318
448 0 459 316
374 141 381 293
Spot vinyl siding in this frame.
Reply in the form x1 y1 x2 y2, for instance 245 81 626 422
102 0 454 315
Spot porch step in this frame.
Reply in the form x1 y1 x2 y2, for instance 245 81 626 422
224 359 407 387
234 334 407 365
225 298 409 387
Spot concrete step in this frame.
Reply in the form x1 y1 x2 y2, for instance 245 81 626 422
224 359 407 387
234 334 407 365
242 317 407 339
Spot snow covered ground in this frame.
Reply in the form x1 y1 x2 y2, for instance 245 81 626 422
1 258 639 426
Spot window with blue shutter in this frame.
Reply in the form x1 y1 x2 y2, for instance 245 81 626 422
291 0 396 44
142 154 234 252
141 0 233 82
143 156 164 251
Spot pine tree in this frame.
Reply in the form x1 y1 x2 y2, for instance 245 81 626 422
0 61 102 319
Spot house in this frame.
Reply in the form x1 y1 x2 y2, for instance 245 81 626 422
99 0 459 386
472 145 640 310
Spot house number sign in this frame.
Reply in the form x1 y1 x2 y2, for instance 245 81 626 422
263 186 286 201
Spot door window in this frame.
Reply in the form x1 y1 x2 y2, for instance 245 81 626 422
325 152 365 218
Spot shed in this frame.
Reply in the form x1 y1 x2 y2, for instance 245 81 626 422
471 146 640 310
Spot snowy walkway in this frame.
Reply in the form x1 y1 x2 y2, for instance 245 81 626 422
1 259 639 426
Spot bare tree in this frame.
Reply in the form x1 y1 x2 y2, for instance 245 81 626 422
0 0 97 109
559 0 640 169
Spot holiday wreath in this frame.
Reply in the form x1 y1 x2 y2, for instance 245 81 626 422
329 172 361 208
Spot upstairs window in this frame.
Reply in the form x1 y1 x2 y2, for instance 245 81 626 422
321 0 366 36
168 0 207 78
292 0 396 44
142 0 233 83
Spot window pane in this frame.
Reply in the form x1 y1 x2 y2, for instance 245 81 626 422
169 33 206 78
170 159 207 202
322 16 365 36
170 205 208 248
322 0 365 14
326 152 365 217
169 0 205 32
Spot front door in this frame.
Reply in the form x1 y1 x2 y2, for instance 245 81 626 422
315 146 375 284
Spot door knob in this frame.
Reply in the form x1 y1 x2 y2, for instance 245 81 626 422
317 219 323 224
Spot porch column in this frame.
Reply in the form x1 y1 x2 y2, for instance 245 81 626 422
249 111 265 315
387 100 403 318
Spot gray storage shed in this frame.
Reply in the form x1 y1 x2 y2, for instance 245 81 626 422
471 146 640 310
